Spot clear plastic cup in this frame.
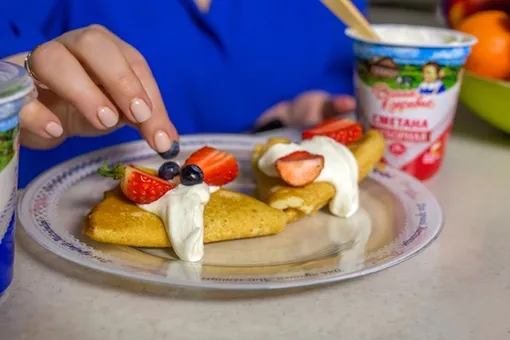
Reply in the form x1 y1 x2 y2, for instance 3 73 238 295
346 25 476 180
0 61 35 298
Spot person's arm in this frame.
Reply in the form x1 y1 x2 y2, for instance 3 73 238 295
0 0 68 63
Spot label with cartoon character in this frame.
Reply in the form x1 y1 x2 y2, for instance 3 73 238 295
0 124 19 296
353 42 472 180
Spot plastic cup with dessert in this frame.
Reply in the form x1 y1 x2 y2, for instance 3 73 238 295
346 24 477 180
0 61 36 298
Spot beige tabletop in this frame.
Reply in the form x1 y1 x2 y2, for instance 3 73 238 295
1 102 509 340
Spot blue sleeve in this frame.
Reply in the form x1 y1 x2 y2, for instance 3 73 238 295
0 0 67 58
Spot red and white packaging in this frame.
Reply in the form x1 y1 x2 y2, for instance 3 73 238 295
346 24 476 181
357 81 459 180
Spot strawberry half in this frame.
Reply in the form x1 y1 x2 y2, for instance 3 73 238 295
302 118 363 145
132 165 158 176
183 146 239 186
98 163 175 204
275 151 324 187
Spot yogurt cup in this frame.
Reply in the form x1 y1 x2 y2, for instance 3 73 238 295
346 25 477 180
0 61 35 298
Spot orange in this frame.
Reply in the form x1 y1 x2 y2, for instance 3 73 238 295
457 10 510 80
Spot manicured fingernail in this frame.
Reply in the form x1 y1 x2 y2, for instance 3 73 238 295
97 106 118 128
158 140 180 159
45 122 63 138
130 98 152 123
154 130 171 153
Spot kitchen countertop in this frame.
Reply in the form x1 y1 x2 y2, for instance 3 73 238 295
2 8 510 340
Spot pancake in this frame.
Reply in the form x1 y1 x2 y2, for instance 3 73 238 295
252 130 385 222
83 187 288 247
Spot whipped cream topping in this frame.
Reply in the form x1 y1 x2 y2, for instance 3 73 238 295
138 183 219 262
257 136 359 217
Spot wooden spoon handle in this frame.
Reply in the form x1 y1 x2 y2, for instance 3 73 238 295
321 0 380 41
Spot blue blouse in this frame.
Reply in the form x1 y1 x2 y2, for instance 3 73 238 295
1 0 366 187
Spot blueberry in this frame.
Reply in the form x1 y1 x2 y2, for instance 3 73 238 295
180 164 204 186
158 140 180 159
158 161 180 180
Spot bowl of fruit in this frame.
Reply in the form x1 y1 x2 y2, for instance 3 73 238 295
439 1 510 134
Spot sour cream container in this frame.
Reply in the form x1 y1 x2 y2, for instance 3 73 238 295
346 25 476 180
0 61 35 299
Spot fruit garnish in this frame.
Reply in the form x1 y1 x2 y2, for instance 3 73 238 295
158 161 180 180
275 151 324 187
98 162 175 204
158 140 180 159
132 165 157 176
180 164 204 186
183 146 239 186
302 118 362 145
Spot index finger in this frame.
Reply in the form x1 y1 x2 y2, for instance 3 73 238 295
92 26 179 158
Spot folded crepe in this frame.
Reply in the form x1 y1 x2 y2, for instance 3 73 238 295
83 186 288 248
251 130 385 222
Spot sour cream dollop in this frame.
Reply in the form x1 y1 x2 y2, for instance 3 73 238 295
257 136 359 217
138 183 219 262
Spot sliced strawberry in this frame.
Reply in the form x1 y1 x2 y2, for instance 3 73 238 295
183 146 239 186
98 163 175 204
302 118 363 145
275 151 324 187
132 165 158 176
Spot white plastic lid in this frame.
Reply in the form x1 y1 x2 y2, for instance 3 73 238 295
0 61 34 107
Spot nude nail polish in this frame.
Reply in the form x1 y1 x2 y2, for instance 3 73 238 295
154 130 172 153
45 122 63 138
97 106 118 128
130 98 152 123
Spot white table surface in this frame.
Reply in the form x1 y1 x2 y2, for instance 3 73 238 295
2 8 510 340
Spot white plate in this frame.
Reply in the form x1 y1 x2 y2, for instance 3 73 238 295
18 134 443 290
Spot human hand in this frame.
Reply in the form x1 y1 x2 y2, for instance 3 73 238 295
255 90 356 130
19 25 179 157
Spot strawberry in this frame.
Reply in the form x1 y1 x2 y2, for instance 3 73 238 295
183 146 239 186
132 165 158 176
275 151 324 187
98 162 175 204
302 118 363 145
